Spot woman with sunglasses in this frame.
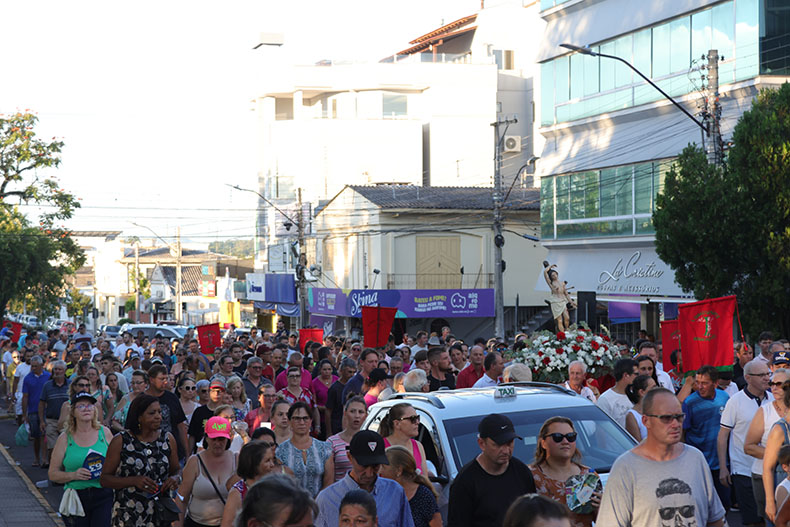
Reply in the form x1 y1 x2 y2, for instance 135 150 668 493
761 374 790 522
219 440 277 527
276 401 334 497
111 371 148 433
530 417 600 527
745 367 789 522
178 376 199 424
379 402 430 477
49 391 114 527
56 376 94 435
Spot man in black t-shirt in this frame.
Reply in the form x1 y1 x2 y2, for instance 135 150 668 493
188 378 225 454
146 364 187 460
325 357 357 436
448 413 536 527
426 347 456 391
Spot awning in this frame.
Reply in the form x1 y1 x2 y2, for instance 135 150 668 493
253 301 300 318
608 301 640 324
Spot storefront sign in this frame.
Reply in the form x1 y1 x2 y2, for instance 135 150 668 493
308 288 494 318
245 273 266 301
536 247 686 298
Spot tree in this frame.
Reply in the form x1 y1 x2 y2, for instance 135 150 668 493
208 239 254 259
654 83 790 337
65 287 92 319
0 112 84 316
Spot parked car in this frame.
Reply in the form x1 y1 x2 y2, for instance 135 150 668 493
363 383 637 523
98 324 121 339
118 323 188 341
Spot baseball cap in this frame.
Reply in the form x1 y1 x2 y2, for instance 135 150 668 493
209 378 226 391
129 352 141 360
478 413 521 445
289 331 298 338
347 430 389 466
71 391 97 405
774 351 790 366
204 416 232 439
367 368 393 384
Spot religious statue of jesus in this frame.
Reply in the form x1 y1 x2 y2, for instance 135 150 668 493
543 261 576 332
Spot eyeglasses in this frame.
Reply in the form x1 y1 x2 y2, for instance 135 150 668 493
261 394 277 398
249 365 263 370
182 386 197 391
747 372 771 377
76 383 91 389
287 375 301 379
395 415 420 424
659 505 695 521
645 413 686 424
74 403 94 411
544 432 577 443
291 415 311 422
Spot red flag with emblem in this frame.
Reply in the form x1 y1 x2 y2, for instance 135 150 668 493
660 319 680 369
299 328 324 353
362 305 397 348
678 295 736 374
196 323 222 354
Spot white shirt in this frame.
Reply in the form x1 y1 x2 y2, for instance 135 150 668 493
1 350 13 368
114 343 141 362
410 344 428 355
14 362 31 394
100 372 129 394
596 389 632 428
563 381 597 402
655 369 675 391
720 388 773 476
473 374 499 388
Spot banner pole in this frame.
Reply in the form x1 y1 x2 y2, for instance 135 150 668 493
734 298 745 343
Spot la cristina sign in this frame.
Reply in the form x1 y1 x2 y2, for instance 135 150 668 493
597 251 666 294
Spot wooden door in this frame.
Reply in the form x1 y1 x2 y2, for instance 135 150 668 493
416 236 461 289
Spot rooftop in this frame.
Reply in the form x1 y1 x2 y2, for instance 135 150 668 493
346 184 539 211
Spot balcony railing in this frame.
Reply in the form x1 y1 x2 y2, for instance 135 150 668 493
386 273 494 290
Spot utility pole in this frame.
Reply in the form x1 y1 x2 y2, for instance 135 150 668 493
705 49 724 166
134 243 141 322
297 188 307 330
176 226 182 324
491 115 518 341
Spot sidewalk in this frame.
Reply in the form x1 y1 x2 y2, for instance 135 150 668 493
0 442 62 526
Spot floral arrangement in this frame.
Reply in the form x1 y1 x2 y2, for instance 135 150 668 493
510 324 619 384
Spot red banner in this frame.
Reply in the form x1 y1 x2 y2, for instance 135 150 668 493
660 320 680 370
362 305 397 348
299 329 324 353
197 323 222 354
10 322 22 344
678 295 736 374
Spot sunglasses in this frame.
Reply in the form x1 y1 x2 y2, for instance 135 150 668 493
544 432 577 443
770 381 784 387
659 505 694 521
182 386 197 391
395 415 420 424
291 415 311 422
645 413 686 424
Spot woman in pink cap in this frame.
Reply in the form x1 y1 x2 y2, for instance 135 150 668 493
177 416 236 527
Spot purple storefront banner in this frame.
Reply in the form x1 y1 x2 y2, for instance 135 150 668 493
308 314 336 336
307 288 494 318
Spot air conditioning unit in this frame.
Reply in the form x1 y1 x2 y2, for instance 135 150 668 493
504 135 521 153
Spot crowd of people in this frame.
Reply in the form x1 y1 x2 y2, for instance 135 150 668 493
1 320 790 526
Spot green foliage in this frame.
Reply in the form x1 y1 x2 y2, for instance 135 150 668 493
124 297 137 314
0 209 85 317
209 239 254 259
65 287 92 318
0 112 79 226
117 317 134 325
654 83 790 337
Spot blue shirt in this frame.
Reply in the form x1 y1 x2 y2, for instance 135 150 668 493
682 388 729 469
341 372 365 403
22 370 51 414
315 473 415 527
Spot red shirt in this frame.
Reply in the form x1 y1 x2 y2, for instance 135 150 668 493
274 368 313 393
277 387 315 409
244 407 271 431
261 365 275 383
456 364 485 389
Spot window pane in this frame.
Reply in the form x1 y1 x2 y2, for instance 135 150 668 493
735 0 759 80
614 35 633 87
383 93 407 117
556 175 570 220
571 53 584 100
555 56 570 104
599 168 617 217
634 29 652 78
570 173 586 219
653 22 671 77
691 9 712 65
585 171 600 218
541 61 555 126
712 2 734 58
584 49 600 96
615 165 633 216
634 163 653 214
670 17 691 73
540 177 554 239
760 0 790 75
600 42 616 91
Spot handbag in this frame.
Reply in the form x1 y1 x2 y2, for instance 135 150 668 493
58 488 85 517
196 454 226 505
152 494 180 524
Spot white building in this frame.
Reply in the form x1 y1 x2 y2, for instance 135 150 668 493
535 0 790 340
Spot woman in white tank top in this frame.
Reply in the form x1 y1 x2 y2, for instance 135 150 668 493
624 374 656 442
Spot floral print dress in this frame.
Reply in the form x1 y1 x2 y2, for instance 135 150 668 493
529 463 597 527
111 430 171 527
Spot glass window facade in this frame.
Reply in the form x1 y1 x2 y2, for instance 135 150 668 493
540 0 574 11
541 160 670 240
540 0 773 126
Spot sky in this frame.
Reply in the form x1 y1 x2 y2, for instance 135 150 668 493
0 0 482 247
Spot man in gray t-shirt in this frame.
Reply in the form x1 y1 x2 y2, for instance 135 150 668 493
598 388 726 527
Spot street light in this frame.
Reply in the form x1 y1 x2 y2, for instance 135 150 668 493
559 43 709 134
